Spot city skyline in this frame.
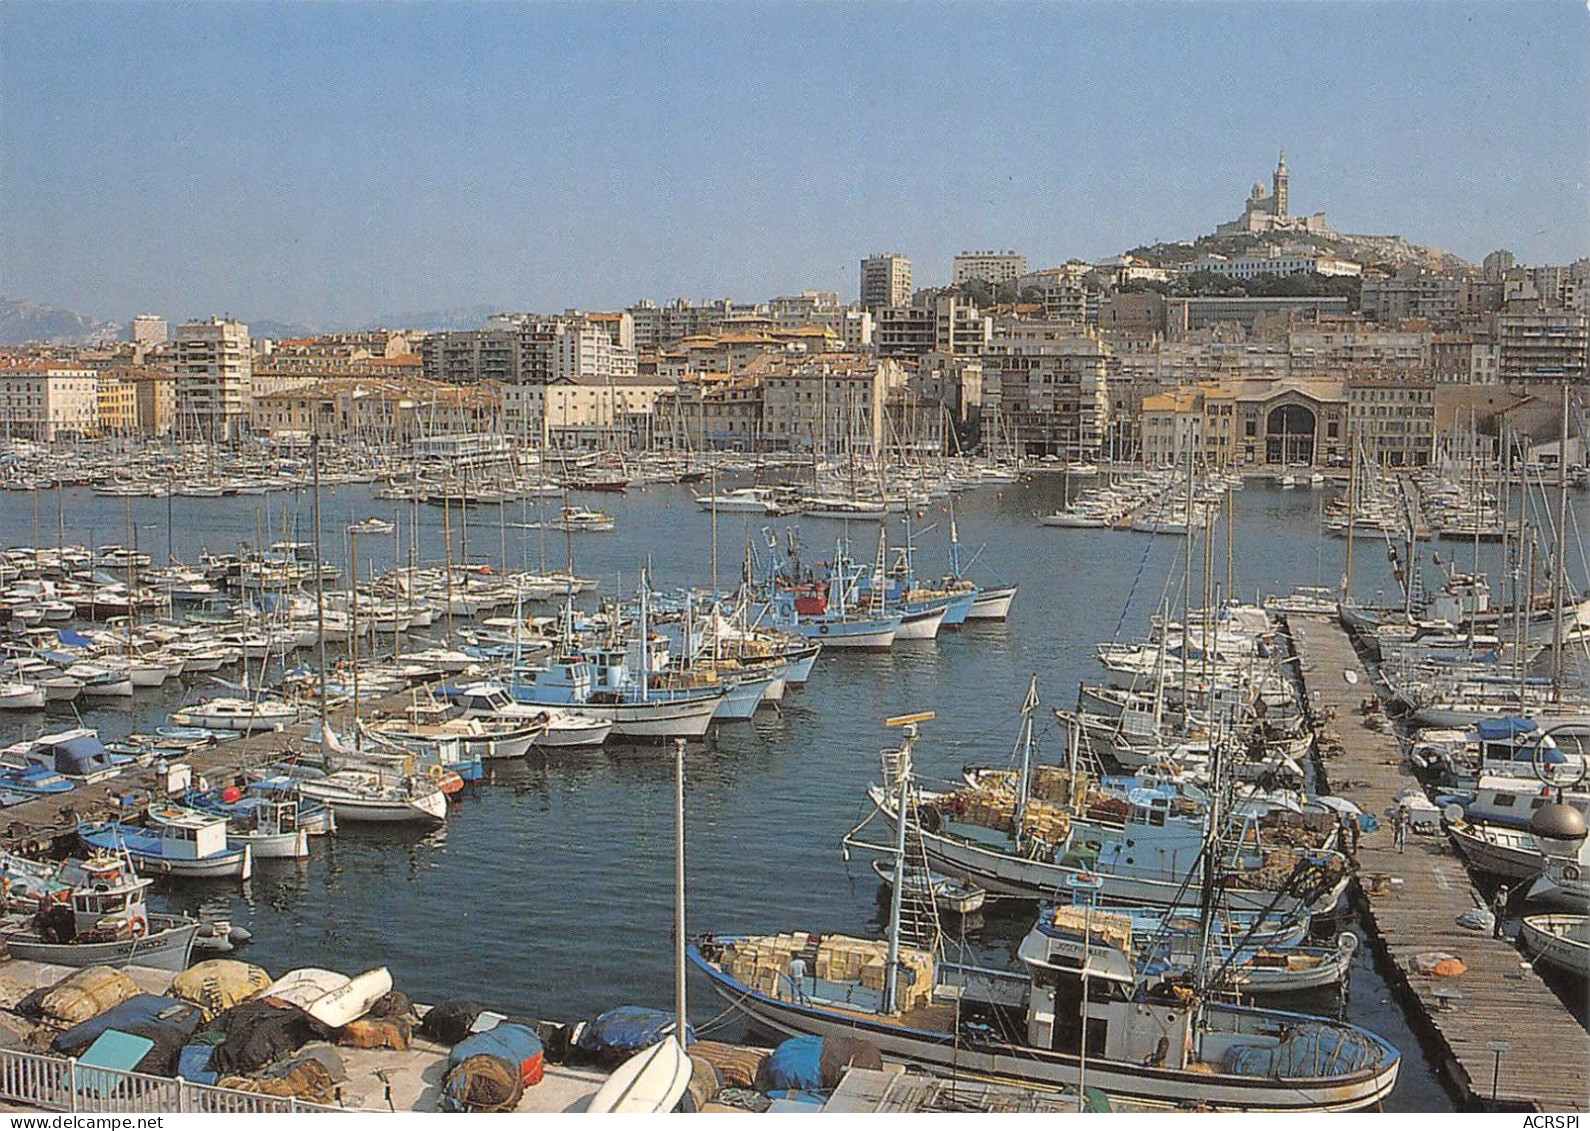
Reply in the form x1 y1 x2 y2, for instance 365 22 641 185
2 0 1586 327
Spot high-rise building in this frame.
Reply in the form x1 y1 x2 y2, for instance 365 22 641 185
172 317 252 441
860 253 912 314
1482 250 1516 283
131 314 167 350
953 251 1028 287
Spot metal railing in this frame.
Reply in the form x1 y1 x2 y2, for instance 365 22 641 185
0 1046 341 1114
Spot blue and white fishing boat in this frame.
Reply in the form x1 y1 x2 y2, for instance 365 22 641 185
0 763 76 796
510 578 725 739
78 812 253 881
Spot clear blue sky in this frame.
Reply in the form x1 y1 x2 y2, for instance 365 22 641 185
2 1 1585 328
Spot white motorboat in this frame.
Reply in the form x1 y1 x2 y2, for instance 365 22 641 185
965 584 1018 621
0 681 45 711
296 770 448 824
453 684 614 746
694 487 780 514
1445 818 1543 881
170 696 300 732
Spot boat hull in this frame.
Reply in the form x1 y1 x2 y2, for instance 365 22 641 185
965 585 1017 620
1520 914 1590 978
690 949 1399 1112
1 916 200 972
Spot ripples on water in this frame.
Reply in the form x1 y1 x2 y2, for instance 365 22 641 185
8 476 1589 1112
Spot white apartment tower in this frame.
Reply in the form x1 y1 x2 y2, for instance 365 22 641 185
131 314 168 349
173 317 252 442
860 253 912 313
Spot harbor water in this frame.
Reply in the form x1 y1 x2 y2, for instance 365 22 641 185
5 473 1588 1111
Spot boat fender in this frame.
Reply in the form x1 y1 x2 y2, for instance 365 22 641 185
1337 931 1357 954
917 804 942 834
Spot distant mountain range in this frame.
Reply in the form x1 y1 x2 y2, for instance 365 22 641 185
0 298 511 346
0 296 123 346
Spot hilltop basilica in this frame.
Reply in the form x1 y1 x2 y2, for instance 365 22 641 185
1216 150 1334 236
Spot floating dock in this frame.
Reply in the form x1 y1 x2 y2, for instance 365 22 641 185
1288 613 1590 1112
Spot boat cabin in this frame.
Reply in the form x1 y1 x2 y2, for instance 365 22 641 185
23 729 121 783
1017 907 1194 1068
146 809 234 861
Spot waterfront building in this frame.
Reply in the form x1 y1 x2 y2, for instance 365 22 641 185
541 374 676 448
860 253 913 314
1345 379 1437 466
953 250 1028 287
982 329 1112 458
249 377 501 444
652 373 762 450
1496 310 1590 384
755 353 906 454
172 317 252 442
95 373 138 435
0 364 99 441
908 352 985 432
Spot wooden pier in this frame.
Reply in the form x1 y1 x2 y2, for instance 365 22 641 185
1287 614 1590 1112
0 693 413 856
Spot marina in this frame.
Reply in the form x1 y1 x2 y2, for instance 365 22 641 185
0 460 1579 1113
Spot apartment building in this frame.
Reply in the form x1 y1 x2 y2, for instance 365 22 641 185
171 318 252 442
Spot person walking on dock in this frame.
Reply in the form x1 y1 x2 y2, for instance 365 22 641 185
1491 886 1509 939
1393 805 1408 853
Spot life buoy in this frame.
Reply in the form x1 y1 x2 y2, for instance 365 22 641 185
918 804 943 834
818 624 830 635
1564 864 1582 882
428 764 446 781
129 918 147 939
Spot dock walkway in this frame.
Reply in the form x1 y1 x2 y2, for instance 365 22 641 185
0 691 418 855
1288 613 1589 1112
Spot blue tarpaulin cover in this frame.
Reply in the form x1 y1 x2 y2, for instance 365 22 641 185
576 1006 693 1057
762 1036 824 1092
1475 717 1536 741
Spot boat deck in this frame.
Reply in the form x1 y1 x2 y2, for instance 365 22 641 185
1287 613 1590 1112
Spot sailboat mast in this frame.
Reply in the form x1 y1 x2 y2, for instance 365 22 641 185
311 436 329 741
884 734 911 1015
1550 382 1571 701
674 736 688 1046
